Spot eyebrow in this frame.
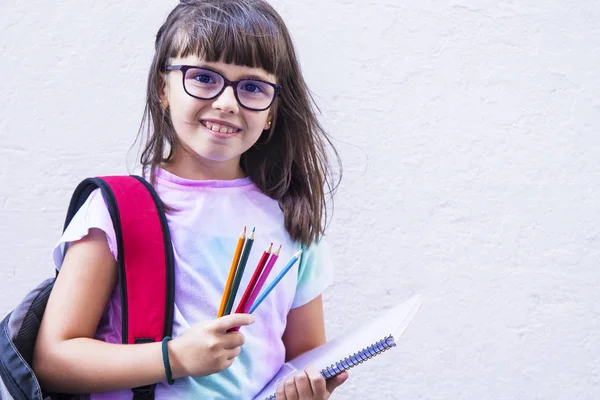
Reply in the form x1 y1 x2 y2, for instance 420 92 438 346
199 64 273 82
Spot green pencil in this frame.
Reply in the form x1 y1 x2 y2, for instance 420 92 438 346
223 227 255 315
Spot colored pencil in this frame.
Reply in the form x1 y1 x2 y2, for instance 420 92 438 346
218 227 246 317
234 243 273 315
223 227 255 316
227 244 276 333
249 249 302 314
242 245 281 314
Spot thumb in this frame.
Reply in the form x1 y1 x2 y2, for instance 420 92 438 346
326 371 349 394
217 313 255 331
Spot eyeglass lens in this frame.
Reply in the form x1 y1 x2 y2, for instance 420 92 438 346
183 67 275 110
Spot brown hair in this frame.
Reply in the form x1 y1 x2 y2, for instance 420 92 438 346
137 0 342 247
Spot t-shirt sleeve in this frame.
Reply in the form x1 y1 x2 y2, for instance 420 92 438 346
52 188 118 270
291 237 335 309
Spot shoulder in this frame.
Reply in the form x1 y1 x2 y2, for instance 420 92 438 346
298 236 333 272
53 187 117 269
292 236 335 309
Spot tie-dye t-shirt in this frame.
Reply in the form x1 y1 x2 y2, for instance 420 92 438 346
53 168 334 400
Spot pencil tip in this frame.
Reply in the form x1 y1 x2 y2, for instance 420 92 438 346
252 227 256 232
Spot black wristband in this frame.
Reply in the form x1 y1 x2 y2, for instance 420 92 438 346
162 336 175 385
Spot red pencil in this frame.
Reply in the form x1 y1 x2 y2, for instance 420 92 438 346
234 243 272 314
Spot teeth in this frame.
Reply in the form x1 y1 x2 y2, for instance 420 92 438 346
203 121 239 134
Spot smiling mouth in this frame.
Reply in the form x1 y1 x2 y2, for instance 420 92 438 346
201 120 241 134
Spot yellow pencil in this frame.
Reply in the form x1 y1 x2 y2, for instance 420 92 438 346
218 227 246 317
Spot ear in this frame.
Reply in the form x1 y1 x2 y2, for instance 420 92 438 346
264 112 274 130
159 73 169 109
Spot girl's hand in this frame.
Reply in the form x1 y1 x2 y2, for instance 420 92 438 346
275 365 349 400
169 313 255 378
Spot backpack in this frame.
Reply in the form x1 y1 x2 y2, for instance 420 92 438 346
0 175 175 400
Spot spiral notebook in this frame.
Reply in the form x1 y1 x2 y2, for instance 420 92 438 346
253 294 422 400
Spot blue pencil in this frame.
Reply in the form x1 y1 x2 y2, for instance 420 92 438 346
249 250 303 314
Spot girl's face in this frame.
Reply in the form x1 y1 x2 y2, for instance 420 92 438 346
161 56 275 179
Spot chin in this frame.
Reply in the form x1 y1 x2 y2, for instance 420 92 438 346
188 145 242 164
176 132 251 166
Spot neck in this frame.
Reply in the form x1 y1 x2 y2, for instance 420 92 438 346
163 148 246 181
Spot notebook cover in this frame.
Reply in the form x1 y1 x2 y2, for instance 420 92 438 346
253 294 422 400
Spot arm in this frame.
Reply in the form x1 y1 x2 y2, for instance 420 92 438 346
282 295 327 361
33 229 254 394
33 229 171 393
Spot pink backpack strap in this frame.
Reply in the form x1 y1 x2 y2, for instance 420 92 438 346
64 175 174 399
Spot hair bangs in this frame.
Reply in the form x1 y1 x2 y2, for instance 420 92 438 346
168 4 285 76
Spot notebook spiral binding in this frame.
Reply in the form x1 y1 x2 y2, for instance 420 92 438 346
320 335 396 379
263 335 396 400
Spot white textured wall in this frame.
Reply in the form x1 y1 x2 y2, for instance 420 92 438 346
1 1 599 399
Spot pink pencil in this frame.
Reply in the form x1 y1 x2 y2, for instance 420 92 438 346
242 245 281 313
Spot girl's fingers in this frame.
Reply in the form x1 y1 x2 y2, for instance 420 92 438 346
294 370 313 398
275 380 286 400
275 368 343 400
215 313 255 332
305 365 327 398
225 346 241 360
284 376 300 400
325 370 349 394
222 331 245 349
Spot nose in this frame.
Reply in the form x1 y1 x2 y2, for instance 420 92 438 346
211 86 239 114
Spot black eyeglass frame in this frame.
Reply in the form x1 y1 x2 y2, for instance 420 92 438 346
165 65 281 111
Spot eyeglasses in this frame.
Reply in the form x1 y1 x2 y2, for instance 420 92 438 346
165 65 281 111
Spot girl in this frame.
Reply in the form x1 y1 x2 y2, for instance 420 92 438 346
32 0 348 399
